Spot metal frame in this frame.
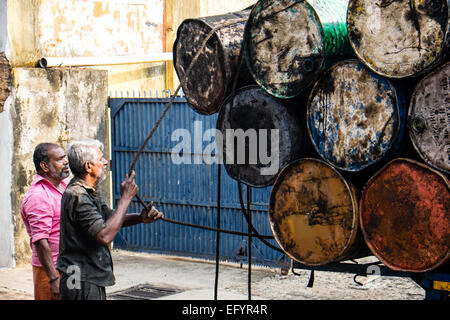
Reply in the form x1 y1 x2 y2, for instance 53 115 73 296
292 260 449 300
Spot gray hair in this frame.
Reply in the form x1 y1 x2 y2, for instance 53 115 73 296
67 139 104 178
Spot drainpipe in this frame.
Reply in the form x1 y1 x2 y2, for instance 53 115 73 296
37 52 173 68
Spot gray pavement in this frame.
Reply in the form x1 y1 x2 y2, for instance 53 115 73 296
0 249 425 300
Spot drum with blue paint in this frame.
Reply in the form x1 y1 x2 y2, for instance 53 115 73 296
244 0 353 99
307 60 406 172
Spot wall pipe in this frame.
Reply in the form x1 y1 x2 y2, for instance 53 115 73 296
36 53 173 68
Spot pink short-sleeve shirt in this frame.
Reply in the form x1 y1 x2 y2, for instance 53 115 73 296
20 174 69 267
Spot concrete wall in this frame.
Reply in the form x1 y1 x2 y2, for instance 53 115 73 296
0 0 6 52
0 2 13 265
10 67 109 266
6 0 167 94
0 95 14 268
4 0 255 95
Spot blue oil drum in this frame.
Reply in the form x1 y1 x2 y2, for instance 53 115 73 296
306 60 407 172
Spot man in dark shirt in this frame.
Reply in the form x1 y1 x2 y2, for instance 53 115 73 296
57 138 163 300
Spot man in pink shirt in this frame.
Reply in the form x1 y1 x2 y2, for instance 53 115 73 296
20 143 70 300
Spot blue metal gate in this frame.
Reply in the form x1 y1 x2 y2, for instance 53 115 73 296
109 96 286 267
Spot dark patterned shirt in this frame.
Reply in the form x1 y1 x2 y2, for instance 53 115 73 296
57 177 115 287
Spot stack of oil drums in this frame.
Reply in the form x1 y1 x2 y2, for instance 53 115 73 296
173 0 449 272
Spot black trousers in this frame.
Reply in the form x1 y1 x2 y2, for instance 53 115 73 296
59 273 106 300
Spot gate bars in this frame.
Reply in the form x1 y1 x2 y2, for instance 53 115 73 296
116 16 282 300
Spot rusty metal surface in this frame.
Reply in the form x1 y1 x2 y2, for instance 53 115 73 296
269 158 362 266
244 0 351 98
409 61 450 174
173 9 252 115
347 0 450 78
217 85 304 187
360 158 450 272
307 60 405 171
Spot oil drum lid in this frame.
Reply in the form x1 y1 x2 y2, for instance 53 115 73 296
174 19 225 115
307 60 402 171
347 0 449 78
173 9 252 115
269 158 359 266
217 85 302 187
360 158 450 272
409 61 450 174
244 0 326 98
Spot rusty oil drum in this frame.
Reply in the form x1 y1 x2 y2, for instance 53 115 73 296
243 0 352 99
173 9 253 115
408 61 450 174
307 60 406 171
347 0 450 78
269 158 364 266
216 85 305 187
360 158 450 272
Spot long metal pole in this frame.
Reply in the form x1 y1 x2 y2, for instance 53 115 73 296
214 163 221 300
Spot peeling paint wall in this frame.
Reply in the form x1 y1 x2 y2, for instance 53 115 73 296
200 0 255 16
0 95 14 268
6 0 41 67
0 0 6 52
0 0 14 267
6 0 166 93
38 0 164 57
38 0 166 94
0 53 10 112
6 0 255 93
10 67 109 266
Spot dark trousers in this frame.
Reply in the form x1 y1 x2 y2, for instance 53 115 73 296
59 273 106 300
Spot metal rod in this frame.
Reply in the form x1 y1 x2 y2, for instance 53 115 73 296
37 53 173 67
237 180 283 252
214 163 221 300
160 216 272 238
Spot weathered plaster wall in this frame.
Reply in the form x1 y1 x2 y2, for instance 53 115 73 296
38 0 164 57
6 0 41 67
11 67 109 265
0 94 14 268
6 0 255 94
0 0 14 267
200 0 255 16
6 0 166 93
0 0 6 53
0 53 10 112
93 62 166 97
